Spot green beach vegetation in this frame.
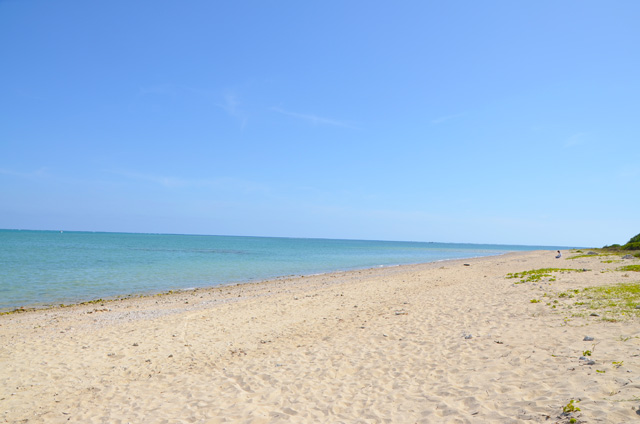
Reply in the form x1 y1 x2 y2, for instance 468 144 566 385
617 264 640 273
521 234 640 321
506 268 585 284
562 399 581 414
541 283 640 321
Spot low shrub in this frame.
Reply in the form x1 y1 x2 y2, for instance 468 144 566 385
622 242 640 251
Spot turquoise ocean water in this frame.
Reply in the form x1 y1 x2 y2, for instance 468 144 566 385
0 230 568 311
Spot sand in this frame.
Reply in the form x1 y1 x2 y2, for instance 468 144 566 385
1 250 639 423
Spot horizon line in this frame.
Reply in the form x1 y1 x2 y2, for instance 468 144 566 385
0 228 583 249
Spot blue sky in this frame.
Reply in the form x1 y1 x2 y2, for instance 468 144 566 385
1 1 639 247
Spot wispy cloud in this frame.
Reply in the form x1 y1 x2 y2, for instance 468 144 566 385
271 107 358 129
217 93 248 129
133 84 249 129
564 132 589 148
137 84 181 97
110 170 188 188
0 167 50 179
431 113 464 125
135 83 215 99
109 170 270 194
616 166 639 179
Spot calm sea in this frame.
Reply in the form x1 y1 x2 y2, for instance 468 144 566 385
0 230 566 311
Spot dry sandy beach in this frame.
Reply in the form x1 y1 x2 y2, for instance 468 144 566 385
1 250 639 423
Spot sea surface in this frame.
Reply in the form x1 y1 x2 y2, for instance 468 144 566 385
0 230 568 311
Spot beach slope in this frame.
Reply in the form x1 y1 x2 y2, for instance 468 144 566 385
1 250 639 423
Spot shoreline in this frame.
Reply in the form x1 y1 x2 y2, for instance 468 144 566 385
1 229 577 314
0 252 508 315
2 249 639 423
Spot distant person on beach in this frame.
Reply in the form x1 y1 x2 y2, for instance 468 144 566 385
555 250 561 258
